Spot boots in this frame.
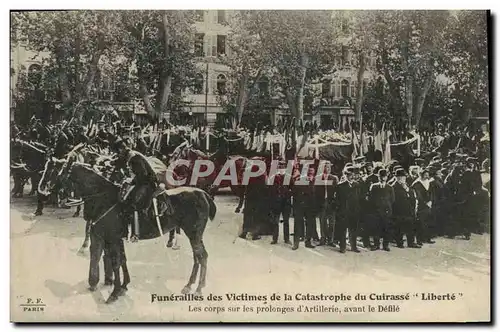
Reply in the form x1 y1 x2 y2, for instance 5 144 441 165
130 210 140 242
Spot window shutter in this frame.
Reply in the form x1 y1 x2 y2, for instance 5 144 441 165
212 35 217 56
203 34 208 57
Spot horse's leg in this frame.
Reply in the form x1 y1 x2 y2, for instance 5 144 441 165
106 241 124 304
181 252 199 295
235 189 244 213
120 240 131 291
88 231 104 292
29 173 40 196
73 204 81 218
166 229 175 248
194 240 208 296
34 194 45 216
78 219 92 254
103 246 113 286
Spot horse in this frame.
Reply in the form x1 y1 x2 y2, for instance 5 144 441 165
60 161 217 303
35 143 97 217
11 139 48 197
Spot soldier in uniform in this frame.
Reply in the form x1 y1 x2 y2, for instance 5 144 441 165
335 166 361 253
368 168 395 251
114 137 158 242
391 169 419 248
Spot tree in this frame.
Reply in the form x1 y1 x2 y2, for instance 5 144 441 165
14 11 122 113
345 11 378 121
444 11 489 119
116 10 198 120
372 10 453 129
217 11 273 128
251 11 340 124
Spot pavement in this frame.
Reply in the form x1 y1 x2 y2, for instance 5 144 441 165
10 189 491 322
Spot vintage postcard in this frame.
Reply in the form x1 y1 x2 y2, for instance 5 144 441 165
10 9 491 322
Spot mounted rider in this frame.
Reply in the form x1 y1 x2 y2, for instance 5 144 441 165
113 137 158 242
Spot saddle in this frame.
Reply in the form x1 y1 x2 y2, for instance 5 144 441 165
119 180 175 217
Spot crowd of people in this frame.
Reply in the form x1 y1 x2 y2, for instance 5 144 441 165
240 152 490 252
10 113 491 254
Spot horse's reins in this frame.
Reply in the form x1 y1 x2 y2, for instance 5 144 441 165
91 203 118 227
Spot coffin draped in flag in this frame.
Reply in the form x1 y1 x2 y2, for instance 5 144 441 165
297 138 354 174
146 156 169 184
390 132 420 169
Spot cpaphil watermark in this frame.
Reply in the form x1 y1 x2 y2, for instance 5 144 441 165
164 159 335 187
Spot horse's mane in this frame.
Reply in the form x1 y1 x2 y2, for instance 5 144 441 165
71 163 119 193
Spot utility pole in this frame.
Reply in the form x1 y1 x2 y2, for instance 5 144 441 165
205 62 209 126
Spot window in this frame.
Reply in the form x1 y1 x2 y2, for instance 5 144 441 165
195 33 205 57
216 74 226 94
321 79 331 98
351 81 356 98
193 73 204 94
194 10 204 22
217 10 226 24
206 35 217 56
333 80 340 98
257 76 269 95
341 79 349 98
217 35 226 55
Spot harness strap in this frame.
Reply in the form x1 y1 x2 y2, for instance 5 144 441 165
91 203 118 227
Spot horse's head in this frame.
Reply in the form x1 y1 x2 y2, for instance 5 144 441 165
38 157 68 196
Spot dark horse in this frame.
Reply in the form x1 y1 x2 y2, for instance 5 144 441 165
60 161 217 303
11 139 47 198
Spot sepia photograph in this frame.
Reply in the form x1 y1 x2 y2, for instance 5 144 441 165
9 8 491 323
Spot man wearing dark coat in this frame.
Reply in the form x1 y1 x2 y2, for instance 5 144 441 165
268 168 292 245
392 169 419 248
316 161 339 246
292 168 317 250
115 138 158 241
368 168 395 251
335 166 361 253
430 168 446 236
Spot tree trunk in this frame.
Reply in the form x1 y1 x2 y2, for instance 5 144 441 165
381 46 401 105
56 48 72 108
138 74 155 115
296 52 309 121
156 11 173 118
413 73 434 128
82 14 106 100
355 51 366 121
235 72 249 129
401 35 413 128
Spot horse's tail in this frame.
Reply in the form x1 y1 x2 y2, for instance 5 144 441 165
203 190 217 221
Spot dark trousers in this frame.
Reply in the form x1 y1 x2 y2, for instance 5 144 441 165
371 214 391 248
293 204 315 243
271 197 291 243
360 213 372 247
336 214 359 250
415 207 431 243
320 202 336 242
393 216 415 246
